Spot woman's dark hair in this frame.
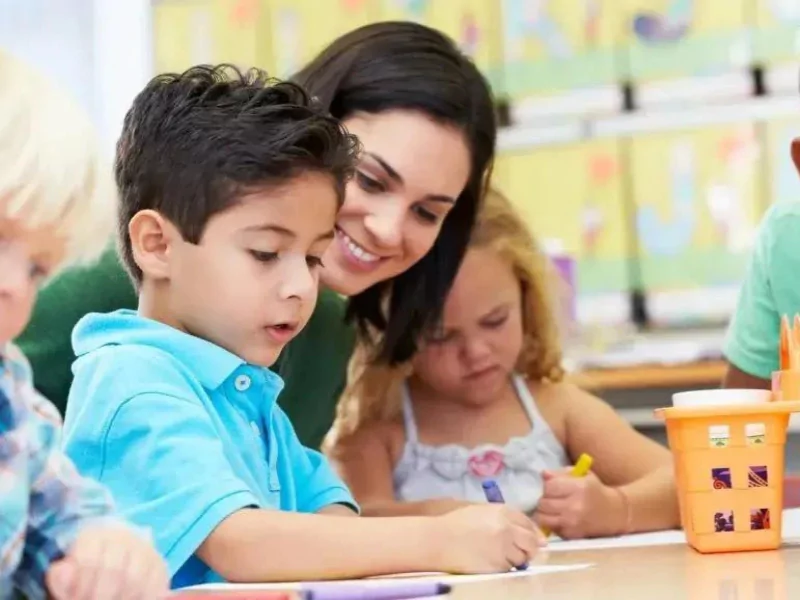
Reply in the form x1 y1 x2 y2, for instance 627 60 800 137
293 21 497 365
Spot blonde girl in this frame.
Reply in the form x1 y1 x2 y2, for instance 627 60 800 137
327 188 680 540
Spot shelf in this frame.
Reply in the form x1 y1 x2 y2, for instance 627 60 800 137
570 360 727 392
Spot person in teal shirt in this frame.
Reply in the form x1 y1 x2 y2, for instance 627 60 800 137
15 21 497 449
723 143 800 388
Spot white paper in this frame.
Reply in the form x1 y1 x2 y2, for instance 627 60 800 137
545 507 800 552
375 564 592 584
546 530 686 552
182 564 593 591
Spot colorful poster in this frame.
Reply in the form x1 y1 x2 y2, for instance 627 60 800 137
621 0 751 82
153 0 215 73
269 0 379 78
378 0 430 22
763 118 800 207
492 140 629 296
212 0 274 73
752 0 800 67
629 124 764 292
499 0 620 101
379 0 503 91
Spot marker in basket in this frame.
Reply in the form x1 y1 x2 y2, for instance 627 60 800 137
780 315 791 370
481 479 528 571
300 581 451 600
539 453 594 538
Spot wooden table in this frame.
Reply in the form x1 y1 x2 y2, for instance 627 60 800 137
182 542 800 599
449 543 800 599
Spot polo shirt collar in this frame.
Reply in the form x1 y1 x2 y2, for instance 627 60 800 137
72 309 272 391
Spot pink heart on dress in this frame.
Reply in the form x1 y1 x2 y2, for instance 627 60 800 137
468 450 505 478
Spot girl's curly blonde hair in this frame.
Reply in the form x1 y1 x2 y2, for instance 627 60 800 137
326 187 566 448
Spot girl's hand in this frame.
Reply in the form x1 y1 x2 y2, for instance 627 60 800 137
46 522 169 600
533 469 622 539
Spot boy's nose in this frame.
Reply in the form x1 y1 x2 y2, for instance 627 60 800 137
278 258 317 302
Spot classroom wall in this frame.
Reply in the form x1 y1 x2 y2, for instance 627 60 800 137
4 2 797 330
148 0 800 331
0 0 152 155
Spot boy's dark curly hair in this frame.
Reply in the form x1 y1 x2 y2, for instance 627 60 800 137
115 64 360 283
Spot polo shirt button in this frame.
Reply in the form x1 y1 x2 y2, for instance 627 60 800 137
250 421 261 437
234 375 251 391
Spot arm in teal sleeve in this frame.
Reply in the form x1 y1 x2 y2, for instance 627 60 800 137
724 204 800 379
272 409 358 515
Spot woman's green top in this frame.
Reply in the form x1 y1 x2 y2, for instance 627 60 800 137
15 247 355 450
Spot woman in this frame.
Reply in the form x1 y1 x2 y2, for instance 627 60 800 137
16 21 496 449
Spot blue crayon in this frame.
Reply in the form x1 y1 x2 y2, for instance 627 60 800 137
481 479 528 571
481 479 506 503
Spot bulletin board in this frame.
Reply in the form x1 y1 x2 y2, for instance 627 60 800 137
751 0 800 67
153 0 215 73
492 139 630 297
499 0 620 102
212 0 274 74
628 123 764 293
762 118 800 208
379 0 504 93
621 0 751 82
268 0 379 79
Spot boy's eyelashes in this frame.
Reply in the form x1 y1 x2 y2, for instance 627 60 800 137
249 250 278 263
248 249 325 269
29 263 48 282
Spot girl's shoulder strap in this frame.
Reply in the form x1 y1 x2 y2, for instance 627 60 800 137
511 373 547 427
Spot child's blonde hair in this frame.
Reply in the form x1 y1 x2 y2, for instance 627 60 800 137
0 50 116 268
328 187 566 446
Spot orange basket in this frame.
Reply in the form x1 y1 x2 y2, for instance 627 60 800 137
655 400 800 553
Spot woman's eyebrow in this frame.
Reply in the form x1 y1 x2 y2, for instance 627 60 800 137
364 151 456 204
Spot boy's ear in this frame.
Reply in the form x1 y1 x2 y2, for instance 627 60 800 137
791 139 800 175
128 210 179 281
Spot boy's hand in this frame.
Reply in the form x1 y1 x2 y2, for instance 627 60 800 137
533 470 617 539
46 522 169 600
433 505 545 573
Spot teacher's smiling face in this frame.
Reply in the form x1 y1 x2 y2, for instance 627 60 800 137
321 109 472 296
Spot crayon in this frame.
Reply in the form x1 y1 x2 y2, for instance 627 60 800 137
170 592 292 600
481 479 528 571
781 315 790 371
300 581 450 600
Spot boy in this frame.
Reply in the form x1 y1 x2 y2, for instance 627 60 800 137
723 140 800 389
61 65 541 588
0 51 167 599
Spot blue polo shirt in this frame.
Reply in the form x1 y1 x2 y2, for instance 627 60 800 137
61 309 357 588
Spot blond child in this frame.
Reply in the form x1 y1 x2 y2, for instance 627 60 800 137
0 51 168 599
328 189 681 540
